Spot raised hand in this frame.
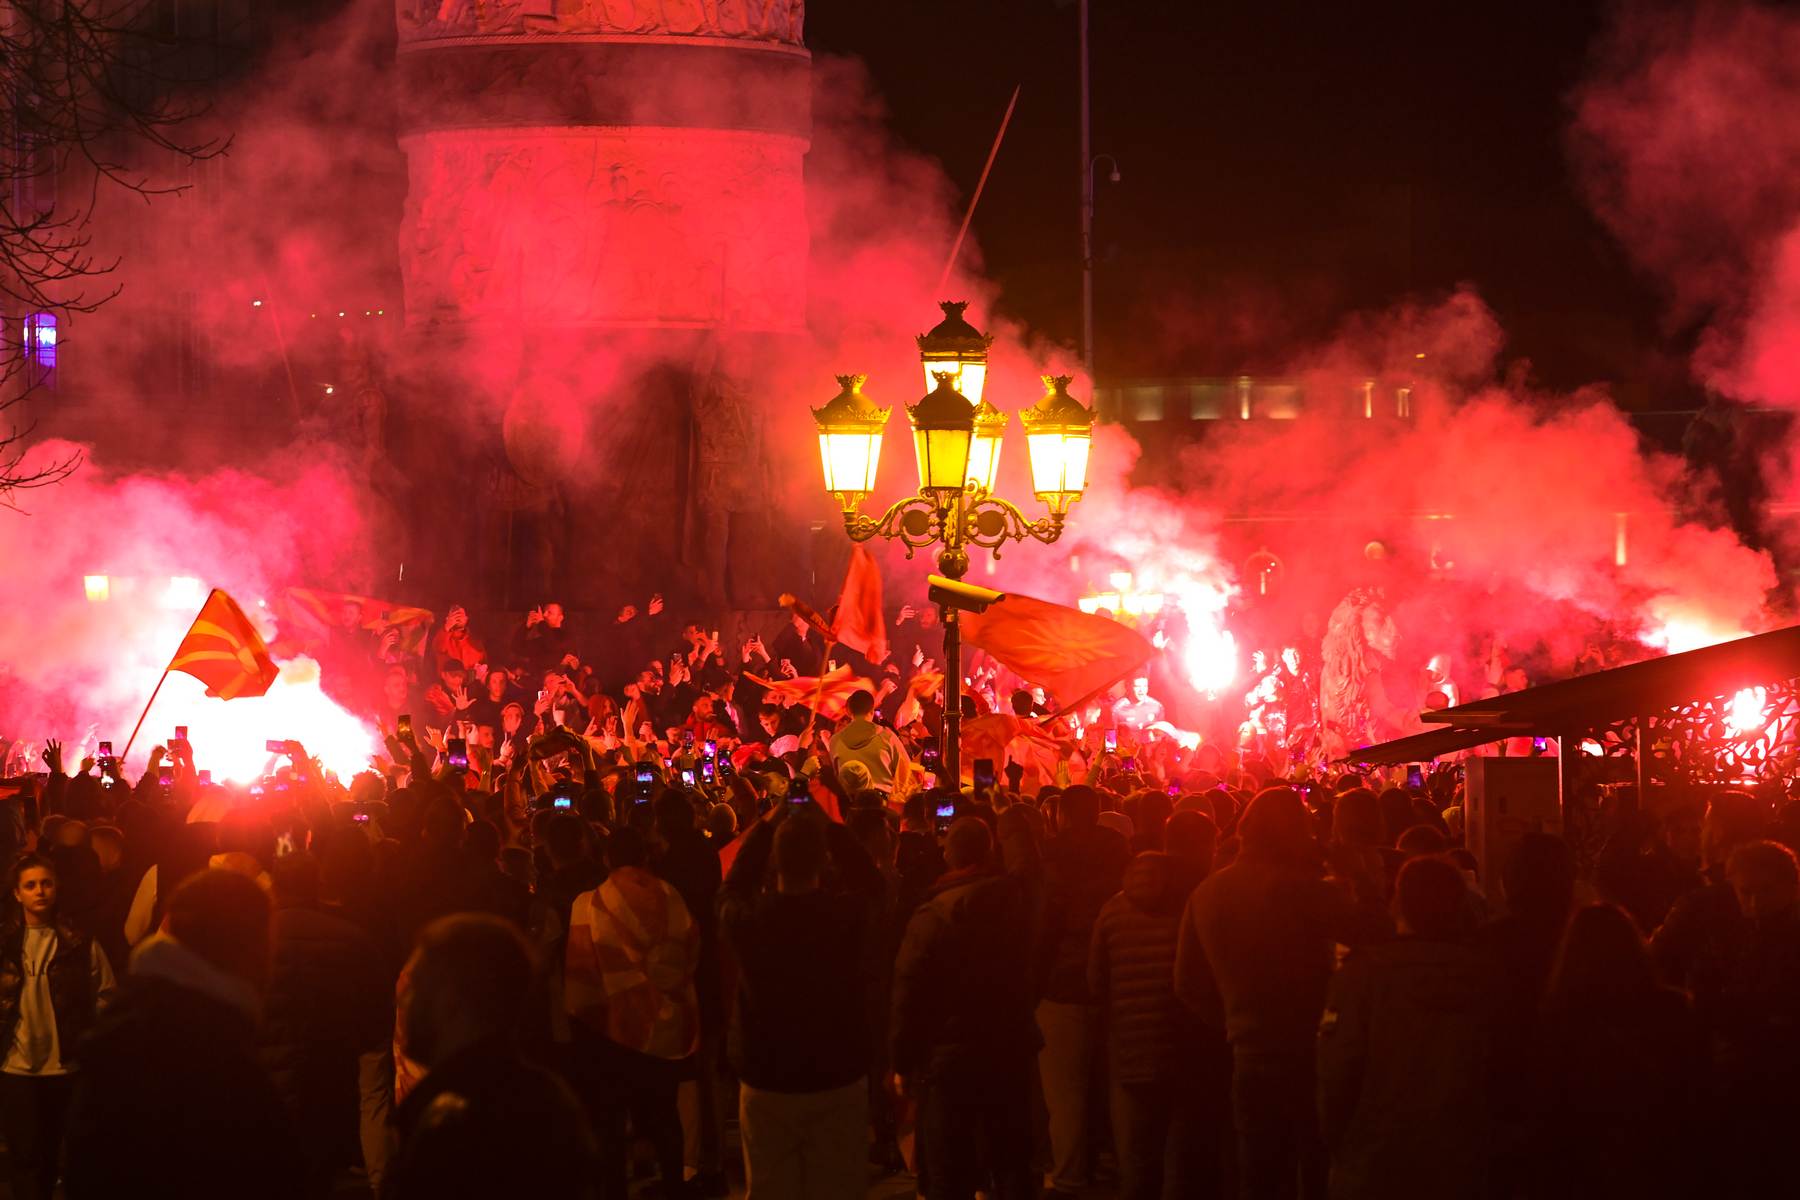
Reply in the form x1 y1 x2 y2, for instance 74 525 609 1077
526 606 546 628
616 605 638 624
647 594 664 616
912 645 925 669
452 685 474 711
42 739 62 775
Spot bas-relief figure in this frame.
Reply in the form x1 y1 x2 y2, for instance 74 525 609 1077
399 132 805 332
398 0 803 43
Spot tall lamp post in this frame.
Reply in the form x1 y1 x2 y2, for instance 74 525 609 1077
811 303 1096 785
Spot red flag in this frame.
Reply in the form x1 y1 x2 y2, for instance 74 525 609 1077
270 587 435 659
960 713 1068 780
832 545 889 665
746 664 873 722
168 589 281 700
961 592 1154 708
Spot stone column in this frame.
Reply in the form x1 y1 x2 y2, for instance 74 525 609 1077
391 1 810 610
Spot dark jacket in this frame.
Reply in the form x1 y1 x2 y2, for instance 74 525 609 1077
0 918 99 1065
1175 853 1389 1053
1037 822 1131 1004
657 829 724 1029
1087 852 1219 1084
382 1039 598 1200
259 905 393 1166
1316 937 1502 1200
513 619 577 675
891 814 1042 1080
1530 987 1704 1200
65 965 303 1199
717 818 882 1092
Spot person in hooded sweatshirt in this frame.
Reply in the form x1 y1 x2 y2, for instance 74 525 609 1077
65 869 304 1200
828 689 909 797
1317 855 1501 1200
1089 812 1226 1200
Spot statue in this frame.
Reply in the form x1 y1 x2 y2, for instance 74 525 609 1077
688 335 764 607
1319 587 1406 760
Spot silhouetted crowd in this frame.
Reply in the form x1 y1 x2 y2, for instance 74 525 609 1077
0 599 1797 1200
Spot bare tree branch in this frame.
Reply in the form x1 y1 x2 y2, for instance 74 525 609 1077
0 0 224 504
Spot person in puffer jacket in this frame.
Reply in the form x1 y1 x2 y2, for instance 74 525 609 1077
1089 813 1228 1200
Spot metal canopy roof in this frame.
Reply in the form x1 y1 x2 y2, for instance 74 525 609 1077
1343 724 1520 765
1345 624 1800 764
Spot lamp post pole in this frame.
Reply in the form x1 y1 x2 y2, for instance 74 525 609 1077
935 515 971 787
1079 0 1093 382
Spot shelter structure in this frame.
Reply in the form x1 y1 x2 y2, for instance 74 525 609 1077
1348 626 1800 855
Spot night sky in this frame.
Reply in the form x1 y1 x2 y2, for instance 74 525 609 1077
811 0 1684 402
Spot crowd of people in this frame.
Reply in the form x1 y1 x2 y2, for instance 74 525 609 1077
0 597 1797 1199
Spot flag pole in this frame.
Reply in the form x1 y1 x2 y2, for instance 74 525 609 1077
801 639 839 744
122 589 217 767
938 84 1022 293
119 671 171 766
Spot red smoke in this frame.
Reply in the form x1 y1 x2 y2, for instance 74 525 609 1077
7 2 1794 765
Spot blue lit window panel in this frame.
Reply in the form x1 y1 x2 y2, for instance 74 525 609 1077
23 313 56 369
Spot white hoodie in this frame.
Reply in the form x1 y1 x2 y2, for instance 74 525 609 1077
828 718 909 793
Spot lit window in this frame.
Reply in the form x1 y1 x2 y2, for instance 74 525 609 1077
1128 387 1164 421
23 313 56 369
1189 382 1228 419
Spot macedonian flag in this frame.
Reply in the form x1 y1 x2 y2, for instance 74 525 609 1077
960 591 1154 709
168 589 281 700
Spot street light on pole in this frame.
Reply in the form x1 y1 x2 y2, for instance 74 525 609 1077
810 304 1096 785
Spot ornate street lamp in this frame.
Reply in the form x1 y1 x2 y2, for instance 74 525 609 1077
916 300 993 406
813 374 890 511
1022 375 1094 515
908 373 976 496
811 306 1095 786
966 399 1009 493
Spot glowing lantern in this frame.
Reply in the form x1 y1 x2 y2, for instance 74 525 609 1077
83 575 110 603
916 300 992 407
907 373 975 496
965 399 1008 493
1021 375 1095 515
812 374 890 507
